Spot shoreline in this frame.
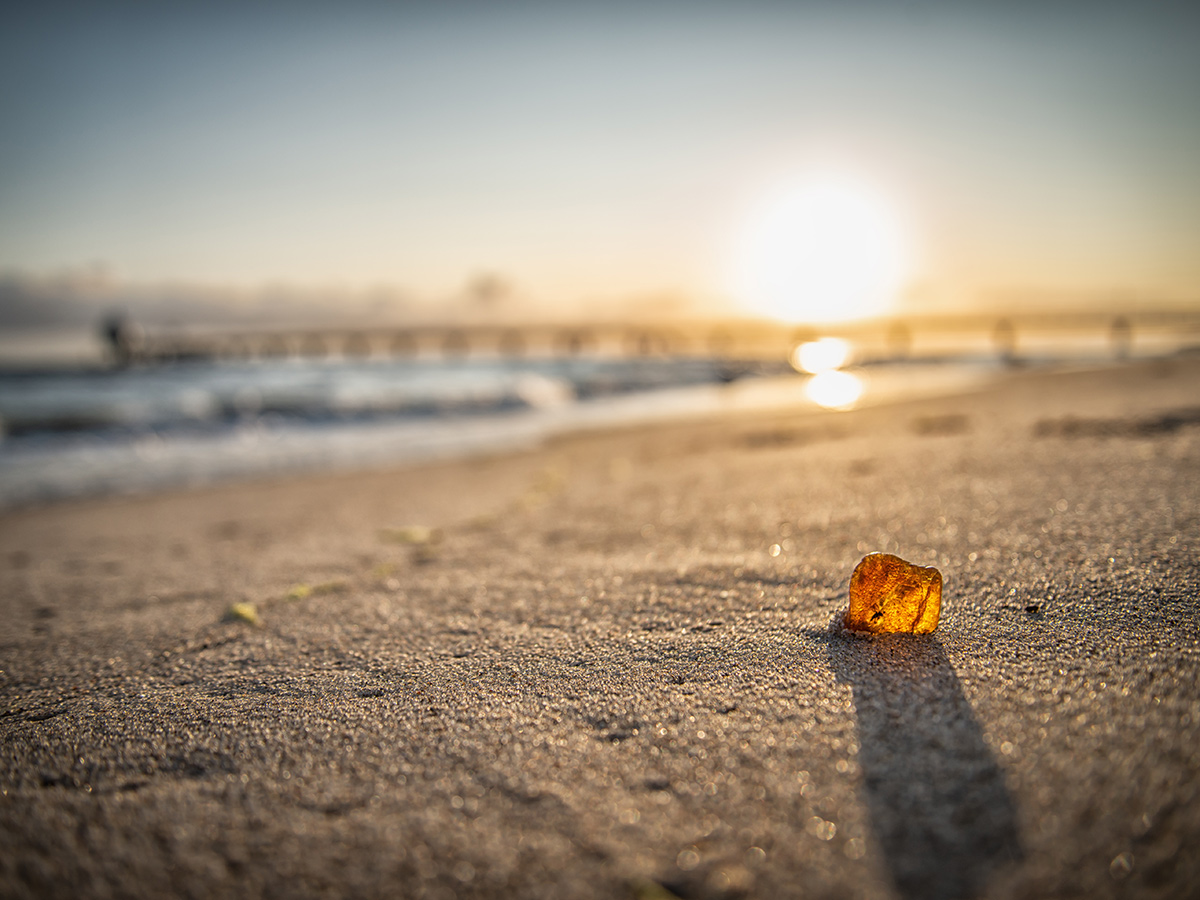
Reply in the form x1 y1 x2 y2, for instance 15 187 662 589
0 354 1043 513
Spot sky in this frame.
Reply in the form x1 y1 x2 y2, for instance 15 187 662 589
1 1 1198 320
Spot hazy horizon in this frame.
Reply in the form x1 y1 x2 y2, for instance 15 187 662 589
3 1 1199 325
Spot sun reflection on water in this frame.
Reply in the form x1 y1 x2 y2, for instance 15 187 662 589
806 369 864 409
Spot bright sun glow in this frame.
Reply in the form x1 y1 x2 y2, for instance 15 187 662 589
729 172 911 323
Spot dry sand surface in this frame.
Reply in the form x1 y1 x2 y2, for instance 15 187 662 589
2 358 1199 900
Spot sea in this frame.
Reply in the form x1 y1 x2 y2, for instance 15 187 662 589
0 330 1184 509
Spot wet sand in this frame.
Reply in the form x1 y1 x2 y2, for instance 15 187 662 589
2 357 1199 899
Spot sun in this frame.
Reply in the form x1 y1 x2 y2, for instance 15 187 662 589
728 172 911 324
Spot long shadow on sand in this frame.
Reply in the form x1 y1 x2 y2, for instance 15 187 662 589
818 631 1023 900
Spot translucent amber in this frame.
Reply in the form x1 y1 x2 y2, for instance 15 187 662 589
844 553 941 634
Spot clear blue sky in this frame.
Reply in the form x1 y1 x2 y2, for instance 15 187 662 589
1 1 1198 312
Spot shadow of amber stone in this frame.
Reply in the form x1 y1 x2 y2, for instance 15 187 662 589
844 552 942 634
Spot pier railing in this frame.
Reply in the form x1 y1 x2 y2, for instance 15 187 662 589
107 308 1200 366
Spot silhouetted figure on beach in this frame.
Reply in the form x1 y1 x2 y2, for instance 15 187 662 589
100 312 141 367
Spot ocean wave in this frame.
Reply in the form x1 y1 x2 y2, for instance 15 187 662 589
0 357 749 441
0 356 788 506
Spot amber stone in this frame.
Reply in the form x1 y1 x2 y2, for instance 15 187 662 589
844 552 942 634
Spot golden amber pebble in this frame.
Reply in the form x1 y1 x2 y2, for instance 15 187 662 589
844 552 942 634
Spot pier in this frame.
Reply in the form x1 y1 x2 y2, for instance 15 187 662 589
106 308 1200 366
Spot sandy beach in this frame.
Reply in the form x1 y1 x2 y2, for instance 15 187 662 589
2 357 1198 900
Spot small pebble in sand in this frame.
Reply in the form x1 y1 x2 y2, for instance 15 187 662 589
843 552 941 634
224 602 261 626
